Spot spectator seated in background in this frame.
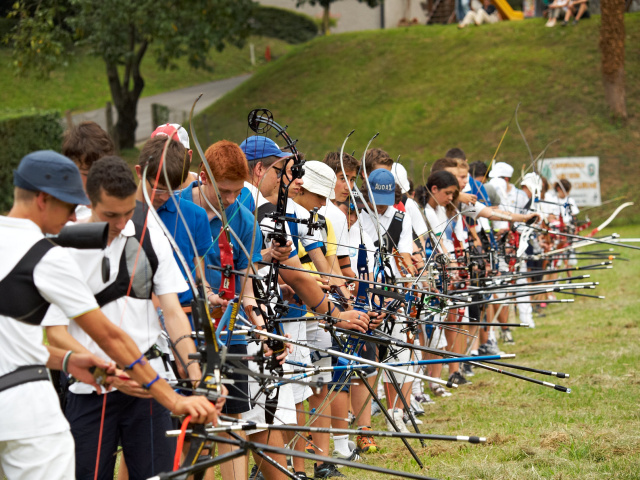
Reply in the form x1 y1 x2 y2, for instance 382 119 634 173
545 0 569 27
563 0 589 25
458 0 501 29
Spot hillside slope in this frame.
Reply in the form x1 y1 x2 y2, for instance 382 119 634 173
195 15 640 224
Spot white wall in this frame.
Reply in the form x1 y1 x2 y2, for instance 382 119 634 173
259 0 428 33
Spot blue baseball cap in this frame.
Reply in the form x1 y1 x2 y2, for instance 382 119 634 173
14 150 90 205
240 136 293 162
368 168 395 206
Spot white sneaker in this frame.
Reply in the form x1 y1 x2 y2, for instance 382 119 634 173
385 408 410 433
404 411 424 426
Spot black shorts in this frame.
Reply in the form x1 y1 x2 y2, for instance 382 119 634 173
222 343 251 414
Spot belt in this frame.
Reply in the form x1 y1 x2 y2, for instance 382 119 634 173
0 365 50 393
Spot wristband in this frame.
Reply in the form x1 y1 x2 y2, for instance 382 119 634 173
123 353 147 371
142 373 161 390
174 334 192 346
62 350 73 375
310 293 327 313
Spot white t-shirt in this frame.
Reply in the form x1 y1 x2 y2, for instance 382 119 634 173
424 203 457 254
320 201 350 257
346 223 376 273
489 179 529 230
404 197 429 239
360 206 413 277
0 217 99 441
43 218 187 394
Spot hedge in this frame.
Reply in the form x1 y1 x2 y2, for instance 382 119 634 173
252 5 318 44
0 110 64 213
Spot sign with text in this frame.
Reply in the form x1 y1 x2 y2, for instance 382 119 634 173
539 157 601 207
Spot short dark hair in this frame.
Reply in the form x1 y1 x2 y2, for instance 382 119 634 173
86 156 137 205
445 147 466 161
427 170 459 192
469 161 488 179
364 148 393 175
323 151 360 174
62 121 115 170
555 178 572 193
138 136 189 190
431 157 459 173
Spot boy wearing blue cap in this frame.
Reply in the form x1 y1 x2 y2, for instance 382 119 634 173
0 151 217 480
359 168 418 433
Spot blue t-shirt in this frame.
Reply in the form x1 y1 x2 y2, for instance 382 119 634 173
238 186 256 213
469 177 491 207
182 184 263 345
156 194 213 305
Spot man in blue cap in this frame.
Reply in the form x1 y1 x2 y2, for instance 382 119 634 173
359 168 418 434
0 151 218 480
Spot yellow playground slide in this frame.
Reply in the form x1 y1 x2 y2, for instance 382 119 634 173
491 0 524 19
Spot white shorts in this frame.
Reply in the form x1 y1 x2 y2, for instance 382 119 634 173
242 342 297 430
426 314 448 350
283 320 313 405
0 430 74 480
382 322 413 384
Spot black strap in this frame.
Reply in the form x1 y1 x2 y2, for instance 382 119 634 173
0 239 56 325
95 202 159 307
0 365 50 393
374 210 405 251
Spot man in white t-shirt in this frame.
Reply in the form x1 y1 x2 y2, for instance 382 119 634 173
0 151 216 480
43 156 207 479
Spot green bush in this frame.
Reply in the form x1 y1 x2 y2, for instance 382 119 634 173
251 6 318 44
0 110 63 213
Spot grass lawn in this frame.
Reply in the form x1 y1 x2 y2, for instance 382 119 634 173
318 223 639 480
195 14 640 226
0 36 292 114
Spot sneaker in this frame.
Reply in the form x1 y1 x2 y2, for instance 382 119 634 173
546 18 556 27
371 400 381 416
500 328 515 345
413 393 435 405
478 341 499 356
331 448 361 463
410 398 426 416
305 434 316 455
347 410 356 426
403 411 424 426
385 408 410 433
294 471 314 480
356 427 378 453
561 20 568 26
448 370 471 385
430 382 452 397
461 362 474 377
250 464 265 480
314 462 345 479
572 19 578 25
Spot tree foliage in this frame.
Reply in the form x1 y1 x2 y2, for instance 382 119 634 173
8 0 254 148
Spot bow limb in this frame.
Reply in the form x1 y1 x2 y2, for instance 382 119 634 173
587 202 634 237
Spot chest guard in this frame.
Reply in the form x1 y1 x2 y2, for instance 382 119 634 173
0 239 56 325
374 210 405 253
94 206 159 307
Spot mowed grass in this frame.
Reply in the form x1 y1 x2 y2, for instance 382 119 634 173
323 224 640 480
195 14 640 226
0 36 292 113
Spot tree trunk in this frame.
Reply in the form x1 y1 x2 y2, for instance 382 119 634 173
115 96 139 150
599 0 627 121
322 6 330 34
